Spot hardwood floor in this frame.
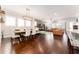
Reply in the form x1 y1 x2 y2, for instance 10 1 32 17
1 32 79 54
12 33 69 54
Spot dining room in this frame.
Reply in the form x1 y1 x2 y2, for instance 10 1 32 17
0 5 79 54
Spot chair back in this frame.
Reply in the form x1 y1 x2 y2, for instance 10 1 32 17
25 29 30 36
3 27 15 38
32 29 36 35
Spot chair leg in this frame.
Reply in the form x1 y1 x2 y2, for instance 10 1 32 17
11 37 20 44
11 37 13 45
28 36 31 40
27 36 29 40
17 37 20 43
24 36 27 40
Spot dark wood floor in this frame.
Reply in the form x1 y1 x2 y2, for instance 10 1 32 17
1 32 79 54
11 33 75 54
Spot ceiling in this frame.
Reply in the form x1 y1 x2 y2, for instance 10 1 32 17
2 5 79 22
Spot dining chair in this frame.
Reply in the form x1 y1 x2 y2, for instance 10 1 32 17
9 28 20 44
24 29 30 40
2 27 20 44
31 29 36 39
31 27 39 39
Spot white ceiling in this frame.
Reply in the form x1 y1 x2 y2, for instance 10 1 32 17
2 5 79 22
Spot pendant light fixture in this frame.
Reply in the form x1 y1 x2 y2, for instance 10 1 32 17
23 8 33 20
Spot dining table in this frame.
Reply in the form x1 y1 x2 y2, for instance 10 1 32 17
15 31 26 41
15 31 25 35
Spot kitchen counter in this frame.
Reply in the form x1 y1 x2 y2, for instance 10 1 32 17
67 30 79 48
47 28 64 40
69 30 79 34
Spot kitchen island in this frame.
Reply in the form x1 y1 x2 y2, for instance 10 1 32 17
48 28 64 39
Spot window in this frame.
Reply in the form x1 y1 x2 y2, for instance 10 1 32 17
17 19 24 27
52 23 56 28
25 20 31 27
5 15 16 26
52 23 65 29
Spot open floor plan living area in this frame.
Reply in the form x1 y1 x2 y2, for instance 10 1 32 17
0 5 79 54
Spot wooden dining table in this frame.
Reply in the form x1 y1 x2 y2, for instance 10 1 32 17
15 31 26 41
15 31 25 35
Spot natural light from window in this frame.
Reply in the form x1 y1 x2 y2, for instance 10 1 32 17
5 15 16 26
17 19 24 27
5 15 32 27
25 20 31 27
34 21 37 26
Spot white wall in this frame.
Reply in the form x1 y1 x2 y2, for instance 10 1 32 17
63 17 77 31
70 22 79 31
